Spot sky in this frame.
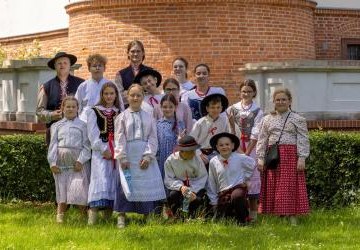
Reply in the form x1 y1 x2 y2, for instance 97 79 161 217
0 0 360 38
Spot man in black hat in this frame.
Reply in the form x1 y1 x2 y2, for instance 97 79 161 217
36 52 85 145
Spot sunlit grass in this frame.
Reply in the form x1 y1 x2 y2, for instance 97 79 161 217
1 202 359 249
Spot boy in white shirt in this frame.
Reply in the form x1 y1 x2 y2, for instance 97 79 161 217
207 132 255 224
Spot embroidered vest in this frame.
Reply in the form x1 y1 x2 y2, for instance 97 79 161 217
92 107 118 142
231 107 260 140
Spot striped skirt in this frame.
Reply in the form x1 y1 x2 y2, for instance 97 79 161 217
259 144 310 216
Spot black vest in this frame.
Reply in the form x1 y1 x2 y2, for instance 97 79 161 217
119 64 152 90
44 75 84 111
92 107 118 142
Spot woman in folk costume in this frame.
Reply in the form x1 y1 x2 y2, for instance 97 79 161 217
227 79 263 221
114 84 166 228
87 82 121 225
256 88 310 225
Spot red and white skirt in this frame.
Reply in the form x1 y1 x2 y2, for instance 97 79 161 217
259 144 310 215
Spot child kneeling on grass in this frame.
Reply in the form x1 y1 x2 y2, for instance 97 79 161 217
164 135 208 218
207 132 255 224
47 96 91 223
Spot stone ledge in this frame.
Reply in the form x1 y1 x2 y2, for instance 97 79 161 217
0 121 46 132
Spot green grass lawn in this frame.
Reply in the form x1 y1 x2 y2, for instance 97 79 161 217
0 202 359 250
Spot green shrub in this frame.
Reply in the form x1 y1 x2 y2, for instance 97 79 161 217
1 132 359 208
306 131 360 208
0 134 54 201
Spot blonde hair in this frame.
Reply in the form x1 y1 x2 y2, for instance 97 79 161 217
61 96 78 112
127 83 145 97
86 53 107 69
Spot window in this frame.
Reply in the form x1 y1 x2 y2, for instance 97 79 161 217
341 38 360 60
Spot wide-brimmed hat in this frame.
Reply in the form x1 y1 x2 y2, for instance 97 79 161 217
200 93 229 115
47 52 77 70
133 69 162 87
177 135 201 151
210 132 240 152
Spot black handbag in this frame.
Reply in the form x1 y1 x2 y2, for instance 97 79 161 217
265 112 291 170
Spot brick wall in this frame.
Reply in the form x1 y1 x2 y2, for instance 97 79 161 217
65 0 317 103
315 8 360 60
0 29 69 58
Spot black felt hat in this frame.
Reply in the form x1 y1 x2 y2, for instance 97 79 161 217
133 69 162 87
210 132 240 152
47 52 77 70
200 93 229 116
177 135 201 151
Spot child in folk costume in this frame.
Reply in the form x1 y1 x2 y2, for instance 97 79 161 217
190 93 231 168
48 96 91 223
207 133 256 224
114 84 166 228
164 136 208 217
181 64 225 121
156 93 186 178
87 82 121 225
227 79 263 221
133 69 163 114
75 54 124 123
256 88 310 225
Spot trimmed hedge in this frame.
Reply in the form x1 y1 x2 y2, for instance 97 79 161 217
0 132 359 207
0 134 54 201
306 131 360 208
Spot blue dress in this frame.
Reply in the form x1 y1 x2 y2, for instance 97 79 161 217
156 118 185 178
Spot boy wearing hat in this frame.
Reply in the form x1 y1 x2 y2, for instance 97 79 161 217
133 69 163 112
164 135 208 217
190 93 231 167
207 132 256 224
36 52 84 145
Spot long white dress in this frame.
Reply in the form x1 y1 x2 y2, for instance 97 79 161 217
87 105 119 205
47 117 91 205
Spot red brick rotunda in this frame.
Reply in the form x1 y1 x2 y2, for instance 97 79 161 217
66 0 317 102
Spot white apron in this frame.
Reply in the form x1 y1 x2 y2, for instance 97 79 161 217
119 140 166 202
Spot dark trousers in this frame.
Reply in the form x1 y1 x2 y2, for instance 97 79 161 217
167 189 207 217
216 185 248 224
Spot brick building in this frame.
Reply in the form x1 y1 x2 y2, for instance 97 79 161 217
1 0 360 131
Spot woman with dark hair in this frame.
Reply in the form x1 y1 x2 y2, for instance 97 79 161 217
256 88 310 225
114 40 152 108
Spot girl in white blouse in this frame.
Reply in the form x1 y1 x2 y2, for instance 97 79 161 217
48 96 91 223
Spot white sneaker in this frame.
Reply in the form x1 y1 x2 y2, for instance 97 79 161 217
88 210 97 225
56 213 64 224
117 215 126 229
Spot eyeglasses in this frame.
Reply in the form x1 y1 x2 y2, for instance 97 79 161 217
164 88 179 93
90 64 104 69
241 90 254 94
129 49 142 54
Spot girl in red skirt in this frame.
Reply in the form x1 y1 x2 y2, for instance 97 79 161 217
256 88 310 225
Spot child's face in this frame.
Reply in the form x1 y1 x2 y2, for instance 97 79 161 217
89 61 105 79
140 75 158 94
216 137 234 158
103 87 117 107
161 100 176 119
274 92 291 113
195 66 209 85
163 82 180 100
206 102 222 119
240 85 255 102
179 150 196 160
173 59 186 78
63 100 78 120
128 85 144 110
54 57 71 76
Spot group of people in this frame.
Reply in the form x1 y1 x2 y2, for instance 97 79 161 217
36 40 310 228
